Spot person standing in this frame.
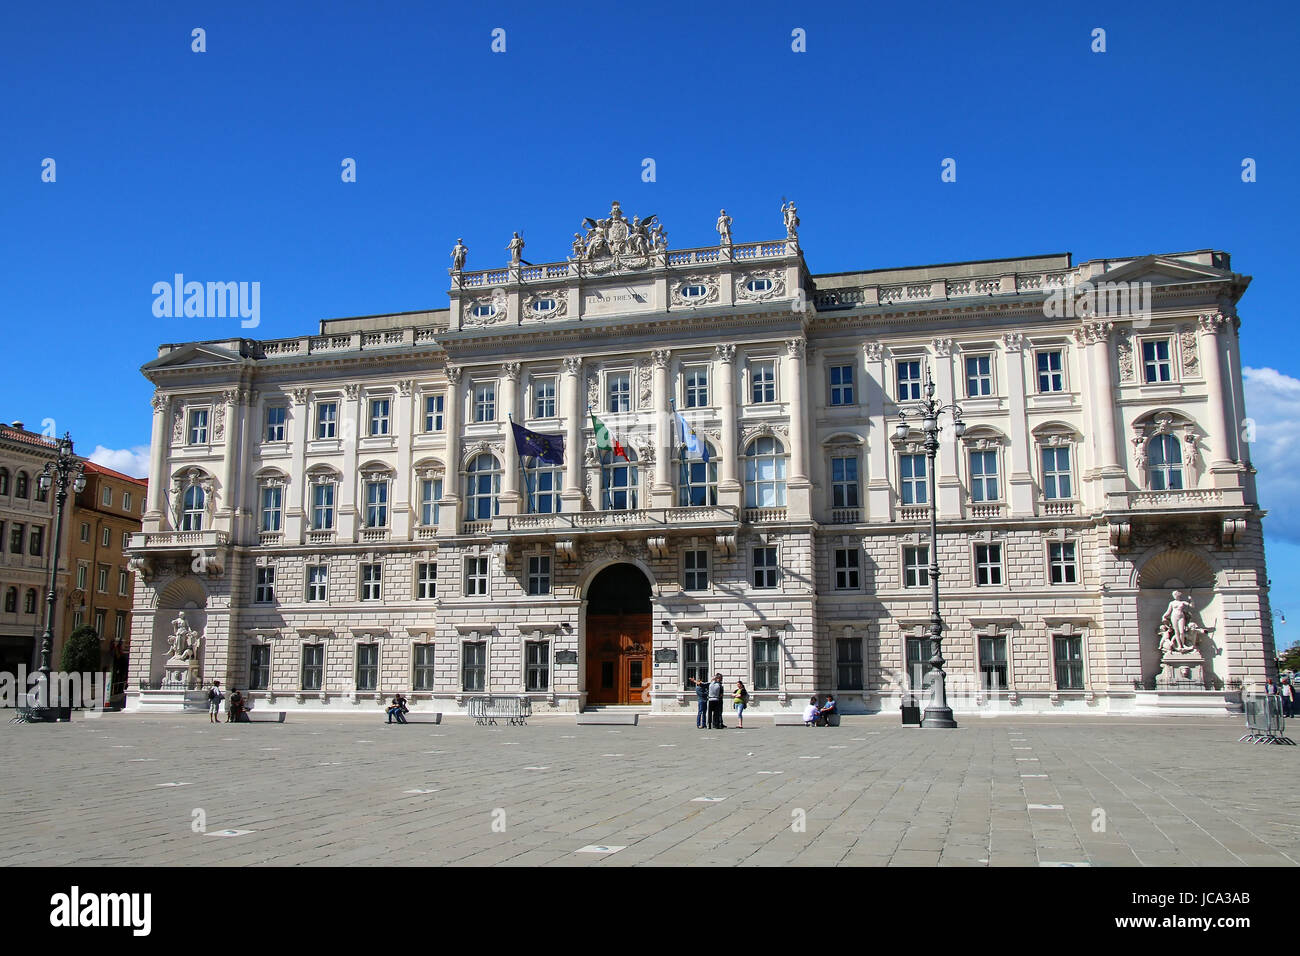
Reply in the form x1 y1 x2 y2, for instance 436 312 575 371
708 673 726 729
733 680 749 729
206 680 224 723
1282 678 1295 718
689 676 709 729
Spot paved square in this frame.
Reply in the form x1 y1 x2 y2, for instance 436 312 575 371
2 714 1296 866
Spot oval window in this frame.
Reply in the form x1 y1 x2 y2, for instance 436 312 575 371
470 304 497 318
681 284 708 299
531 298 556 314
746 278 773 293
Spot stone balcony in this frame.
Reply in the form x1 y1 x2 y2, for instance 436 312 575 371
463 505 741 539
129 530 231 552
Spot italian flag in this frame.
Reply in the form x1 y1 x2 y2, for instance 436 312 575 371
590 411 629 461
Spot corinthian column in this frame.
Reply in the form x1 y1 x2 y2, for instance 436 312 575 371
500 362 522 515
784 337 811 518
1075 321 1125 507
651 349 672 505
1198 311 1236 470
145 393 169 528
438 365 463 533
561 356 585 510
715 344 740 508
218 389 242 528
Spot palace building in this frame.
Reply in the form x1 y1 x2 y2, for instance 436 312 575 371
124 202 1275 716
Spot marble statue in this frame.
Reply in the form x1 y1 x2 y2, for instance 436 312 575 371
1158 590 1205 655
451 238 467 272
166 612 203 663
650 221 667 251
507 232 525 265
782 200 800 239
716 209 733 245
570 232 585 259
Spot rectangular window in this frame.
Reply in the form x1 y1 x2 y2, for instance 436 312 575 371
416 562 438 600
123 491 132 512
683 549 709 591
462 641 486 692
525 641 550 692
1142 339 1173 383
360 563 382 601
831 456 859 509
28 526 43 557
80 522 90 543
833 548 860 590
76 563 87 590
1036 350 1064 392
684 366 709 408
753 637 779 691
1054 635 1084 690
533 378 557 418
356 643 379 692
965 355 993 397
752 547 778 589
101 526 111 548
364 480 389 528
413 645 436 691
896 360 922 401
121 531 130 550
527 555 551 596
260 485 282 532
265 406 287 442
683 638 709 690
369 398 391 436
750 361 776 404
970 450 999 502
829 364 855 405
1049 541 1078 584
316 401 338 439
94 609 105 636
114 611 126 641
473 382 496 422
249 645 271 691
607 372 632 413
906 636 939 690
254 566 275 603
301 645 324 691
306 564 328 602
312 483 335 530
424 393 445 432
97 564 109 593
1041 446 1072 500
102 486 112 506
420 477 443 527
975 544 1003 586
118 569 129 596
464 557 489 597
979 636 1008 690
900 454 928 505
903 546 929 588
187 408 208 445
836 638 864 690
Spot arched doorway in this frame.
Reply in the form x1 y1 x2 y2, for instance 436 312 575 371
585 563 652 706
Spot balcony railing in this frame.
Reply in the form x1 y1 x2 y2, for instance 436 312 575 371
743 507 787 523
258 531 283 546
130 530 230 550
360 527 390 543
1129 488 1225 509
462 520 493 535
898 506 930 522
306 529 335 544
969 502 1004 519
1040 499 1078 517
501 506 739 534
828 508 861 524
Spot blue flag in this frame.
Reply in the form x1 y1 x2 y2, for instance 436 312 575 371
677 412 710 462
511 422 564 465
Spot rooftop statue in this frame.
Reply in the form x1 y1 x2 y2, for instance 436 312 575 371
451 238 467 272
716 209 733 245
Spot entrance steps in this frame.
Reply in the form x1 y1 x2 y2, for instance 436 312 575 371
576 706 645 726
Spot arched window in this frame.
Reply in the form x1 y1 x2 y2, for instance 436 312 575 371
465 454 501 521
14 472 28 499
601 451 639 511
745 437 787 508
181 484 205 531
1148 434 1183 490
678 446 718 507
0 469 9 495
525 460 564 514
23 589 37 614
3 588 16 613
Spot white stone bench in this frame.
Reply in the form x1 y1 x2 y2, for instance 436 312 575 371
402 712 441 724
576 711 639 726
246 710 286 723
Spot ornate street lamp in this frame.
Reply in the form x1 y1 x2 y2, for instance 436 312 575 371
894 365 965 729
28 433 85 721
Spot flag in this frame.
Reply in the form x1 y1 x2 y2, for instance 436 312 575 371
511 422 564 465
590 412 629 461
677 412 710 462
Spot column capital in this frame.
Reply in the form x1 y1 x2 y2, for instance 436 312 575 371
931 337 954 357
863 341 884 362
343 383 360 401
1001 331 1024 353
561 355 582 376
290 386 310 405
785 337 806 359
1073 320 1114 345
651 348 672 369
445 364 463 385
501 362 521 382
151 392 170 413
1198 311 1232 334
715 343 736 364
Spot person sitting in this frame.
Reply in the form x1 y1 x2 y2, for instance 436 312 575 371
802 695 820 726
386 693 409 724
817 693 838 726
228 688 248 723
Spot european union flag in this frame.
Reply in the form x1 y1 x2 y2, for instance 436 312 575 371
511 422 565 465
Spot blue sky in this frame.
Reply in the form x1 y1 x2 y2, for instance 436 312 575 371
2 0 1297 645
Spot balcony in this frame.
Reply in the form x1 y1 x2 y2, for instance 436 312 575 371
462 506 741 538
968 502 1004 520
743 507 787 524
129 530 230 551
898 506 930 522
1039 499 1078 517
359 527 390 543
828 508 861 525
306 529 335 544
1128 488 1226 509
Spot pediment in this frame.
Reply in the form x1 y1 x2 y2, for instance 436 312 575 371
1091 255 1231 287
142 342 247 371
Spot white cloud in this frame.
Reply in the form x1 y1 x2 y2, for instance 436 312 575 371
87 445 150 479
1244 366 1300 542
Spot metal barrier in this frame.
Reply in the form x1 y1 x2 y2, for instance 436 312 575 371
1240 694 1295 745
468 696 531 726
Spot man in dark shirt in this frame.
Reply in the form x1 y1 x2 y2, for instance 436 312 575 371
707 673 726 729
688 677 709 729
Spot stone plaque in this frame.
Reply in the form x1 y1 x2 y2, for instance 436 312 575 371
581 282 655 318
654 649 678 664
554 650 578 665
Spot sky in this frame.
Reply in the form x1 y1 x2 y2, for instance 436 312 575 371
2 0 1297 645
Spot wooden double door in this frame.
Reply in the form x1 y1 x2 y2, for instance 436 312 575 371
585 613 652 706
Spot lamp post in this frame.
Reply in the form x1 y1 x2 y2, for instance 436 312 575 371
894 365 965 729
30 433 85 721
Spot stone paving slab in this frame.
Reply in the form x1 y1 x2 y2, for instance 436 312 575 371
1 713 1296 867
